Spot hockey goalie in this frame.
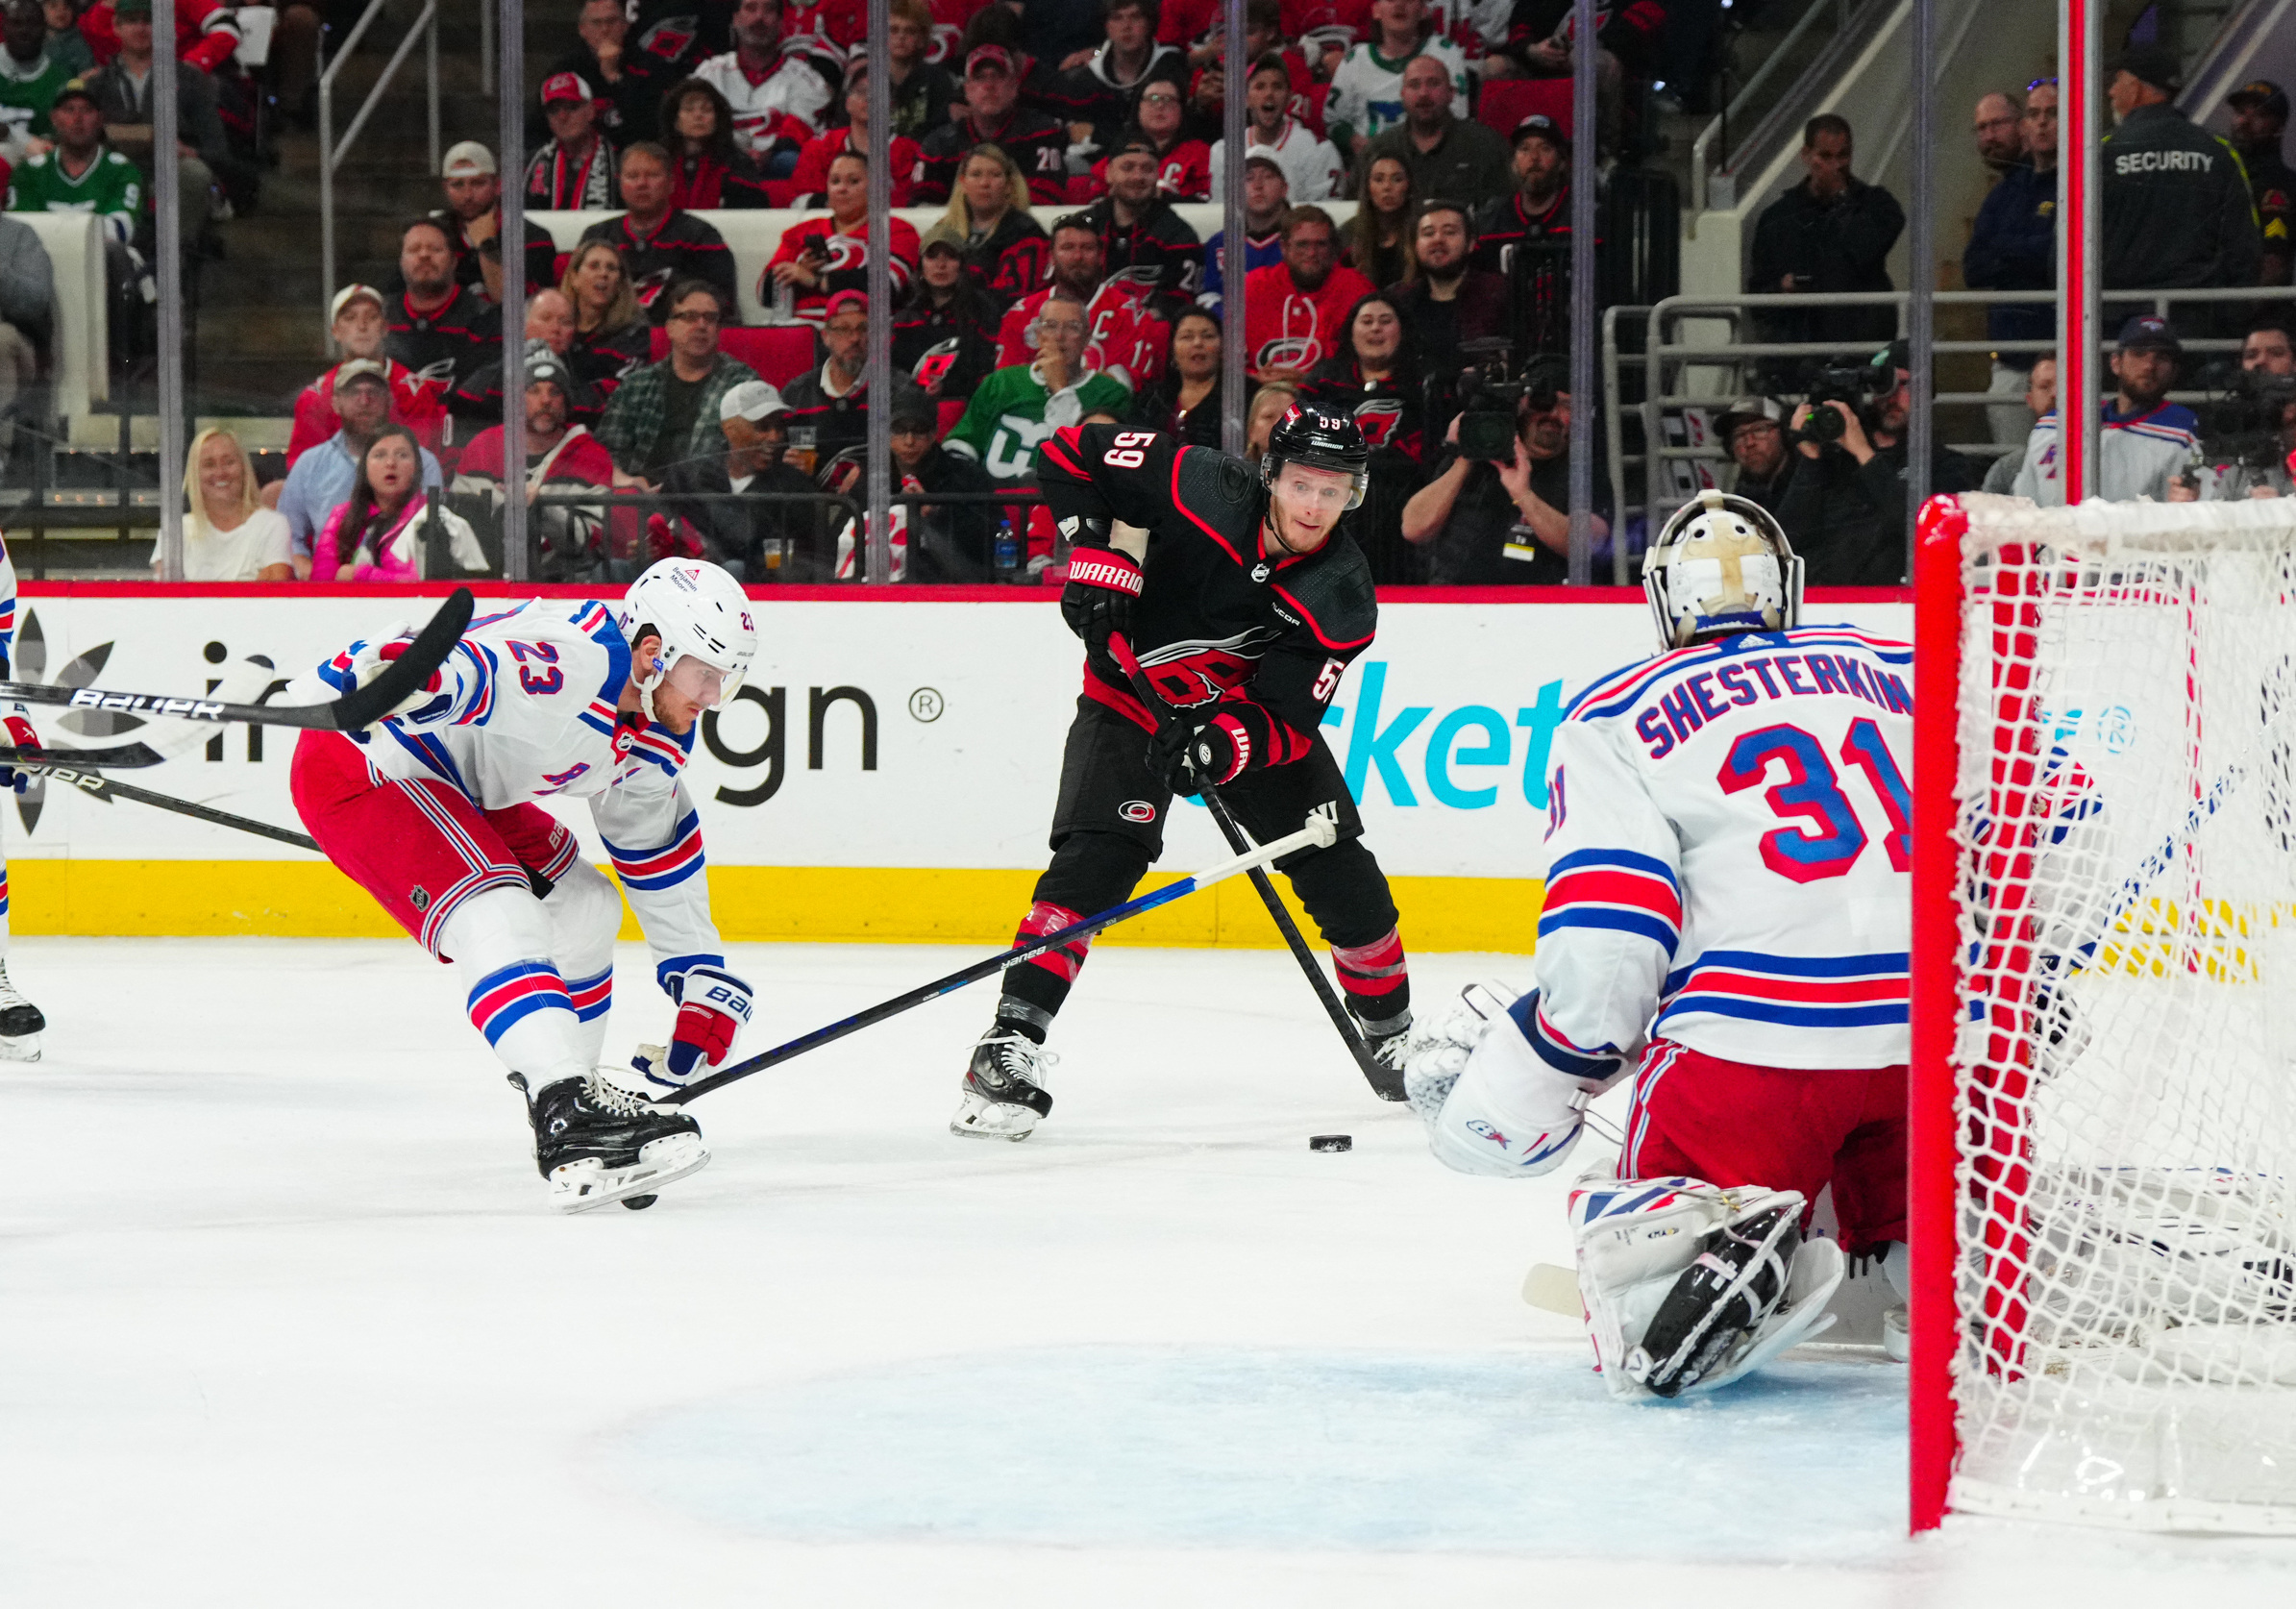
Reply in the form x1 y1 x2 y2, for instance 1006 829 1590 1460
1407 491 1913 1399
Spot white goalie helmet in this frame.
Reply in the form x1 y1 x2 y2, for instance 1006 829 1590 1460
617 558 758 722
1643 490 1803 650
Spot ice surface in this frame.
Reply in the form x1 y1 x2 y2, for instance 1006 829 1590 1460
4 937 2295 1606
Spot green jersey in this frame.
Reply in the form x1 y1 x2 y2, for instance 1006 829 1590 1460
0 52 73 144
942 361 1133 483
7 147 144 243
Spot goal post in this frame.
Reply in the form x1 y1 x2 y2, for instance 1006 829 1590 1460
1912 492 2296 1535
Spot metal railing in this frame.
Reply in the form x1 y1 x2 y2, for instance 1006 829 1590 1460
318 0 442 334
1690 0 1870 214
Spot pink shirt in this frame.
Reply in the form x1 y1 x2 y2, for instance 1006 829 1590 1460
312 494 433 582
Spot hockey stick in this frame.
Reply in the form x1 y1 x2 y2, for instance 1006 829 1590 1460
0 742 168 769
19 759 318 851
1105 633 1401 1102
665 806 1342 1106
0 586 476 731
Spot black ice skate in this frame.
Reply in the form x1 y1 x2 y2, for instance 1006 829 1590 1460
950 1031 1056 1141
0 959 44 1062
519 1073 709 1212
1361 1014 1420 1103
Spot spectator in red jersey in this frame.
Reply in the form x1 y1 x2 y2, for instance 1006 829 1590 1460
1242 204 1370 377
893 220 1003 399
386 142 560 306
285 284 447 469
1392 196 1506 384
656 77 768 208
917 44 1070 204
383 217 502 404
994 214 1170 390
1209 52 1345 203
1077 129 1202 311
526 71 620 209
764 149 922 326
452 347 619 582
1057 0 1189 167
1082 77 1208 201
1302 286 1425 581
1123 303 1223 446
885 0 957 141
78 0 234 72
1345 151 1416 285
926 0 989 67
937 141 1050 309
574 142 740 324
789 58 922 208
779 0 865 63
451 289 606 432
691 0 834 178
561 239 654 409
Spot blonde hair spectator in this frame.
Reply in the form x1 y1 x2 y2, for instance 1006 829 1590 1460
939 142 1032 235
153 428 295 582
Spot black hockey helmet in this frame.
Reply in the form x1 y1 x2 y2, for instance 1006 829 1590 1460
1262 402 1370 510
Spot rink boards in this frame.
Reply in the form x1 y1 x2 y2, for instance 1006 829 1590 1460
4 585 1911 949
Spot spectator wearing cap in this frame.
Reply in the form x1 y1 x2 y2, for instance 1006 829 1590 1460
2228 79 2296 285
1208 53 1345 205
944 287 1133 483
574 141 739 326
917 45 1071 205
1746 114 1904 390
275 360 445 578
384 216 503 411
780 288 931 483
932 142 1051 309
1713 396 1797 515
1200 152 1288 312
788 60 922 209
994 214 1170 389
893 221 1004 400
1965 82 2058 445
541 0 655 142
883 0 955 141
559 237 654 411
7 73 142 361
1055 0 1189 170
2101 47 2260 320
157 427 293 581
0 1 76 165
2012 315 2198 507
659 380 828 581
395 141 561 305
1982 356 2054 494
452 346 618 582
1392 197 1505 387
693 0 836 177
1324 0 1468 160
655 76 769 209
1241 204 1371 377
866 384 1010 582
450 291 604 430
526 70 620 210
1779 340 1978 583
1357 52 1512 216
594 278 756 490
765 148 923 326
1078 127 1203 311
1469 113 1573 277
1401 366 1607 585
286 285 447 469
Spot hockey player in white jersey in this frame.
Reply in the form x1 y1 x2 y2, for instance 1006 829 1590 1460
289 559 758 1212
1408 491 1913 1397
0 527 43 1058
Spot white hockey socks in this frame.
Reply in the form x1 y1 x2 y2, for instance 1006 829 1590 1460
540 858 622 1069
1406 982 1621 1178
438 885 590 1095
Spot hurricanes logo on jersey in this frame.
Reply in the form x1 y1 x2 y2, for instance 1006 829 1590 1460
1352 397 1403 447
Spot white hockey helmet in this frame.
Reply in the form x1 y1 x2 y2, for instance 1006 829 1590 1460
617 557 757 721
1642 491 1803 650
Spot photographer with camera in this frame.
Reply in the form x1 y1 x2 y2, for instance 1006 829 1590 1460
2182 316 2296 499
2011 314 2197 506
1399 354 1607 584
1776 340 1978 584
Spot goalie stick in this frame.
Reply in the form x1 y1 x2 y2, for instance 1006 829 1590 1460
1105 633 1401 1102
665 807 1341 1105
0 587 476 730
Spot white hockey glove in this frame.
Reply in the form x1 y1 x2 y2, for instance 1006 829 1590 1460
343 624 449 733
1411 984 1617 1179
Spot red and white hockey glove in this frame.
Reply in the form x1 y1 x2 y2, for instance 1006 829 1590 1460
663 965 754 1083
346 625 444 727
1059 546 1142 656
0 706 39 794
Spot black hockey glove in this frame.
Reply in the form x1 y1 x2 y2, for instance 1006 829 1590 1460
1059 547 1143 656
1148 714 1243 796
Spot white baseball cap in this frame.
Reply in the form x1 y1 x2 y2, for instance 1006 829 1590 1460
329 283 384 323
441 140 498 178
720 380 788 423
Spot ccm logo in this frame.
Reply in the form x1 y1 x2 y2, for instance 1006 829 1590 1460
1119 800 1157 823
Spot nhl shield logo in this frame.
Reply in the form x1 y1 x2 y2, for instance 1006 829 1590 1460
409 885 432 912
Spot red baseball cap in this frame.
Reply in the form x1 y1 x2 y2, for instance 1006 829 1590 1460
966 45 1014 76
540 71 594 107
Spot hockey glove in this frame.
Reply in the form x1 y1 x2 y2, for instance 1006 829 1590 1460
0 707 38 794
345 627 445 732
1059 547 1142 656
662 964 754 1083
1148 713 1244 796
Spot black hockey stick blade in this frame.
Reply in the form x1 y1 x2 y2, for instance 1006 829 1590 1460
0 587 476 731
24 760 320 851
0 742 168 769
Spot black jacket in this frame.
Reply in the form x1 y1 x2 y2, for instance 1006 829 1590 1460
663 454 830 581
916 108 1070 206
576 211 741 326
900 445 1008 582
892 282 1004 397
1078 195 1203 314
1963 163 2057 354
1774 438 1979 586
2101 103 2261 290
1745 177 1904 362
1125 376 1224 448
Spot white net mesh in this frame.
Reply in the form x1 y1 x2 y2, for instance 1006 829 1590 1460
1948 495 2296 1532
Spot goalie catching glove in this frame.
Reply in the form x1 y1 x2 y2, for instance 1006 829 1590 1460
1404 982 1623 1177
632 964 754 1090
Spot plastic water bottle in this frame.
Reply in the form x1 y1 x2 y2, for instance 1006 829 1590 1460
994 515 1020 579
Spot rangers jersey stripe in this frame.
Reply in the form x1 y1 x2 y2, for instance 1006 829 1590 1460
467 960 576 1045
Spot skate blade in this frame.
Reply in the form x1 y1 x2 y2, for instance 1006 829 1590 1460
950 1091 1039 1142
551 1134 710 1214
0 1033 42 1063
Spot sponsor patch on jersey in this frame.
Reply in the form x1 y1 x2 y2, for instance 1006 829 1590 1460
1120 800 1158 823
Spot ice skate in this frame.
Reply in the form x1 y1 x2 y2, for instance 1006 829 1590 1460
950 1031 1055 1141
0 959 45 1062
520 1073 709 1213
1362 1012 1425 1102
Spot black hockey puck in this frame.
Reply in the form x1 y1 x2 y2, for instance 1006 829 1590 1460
1308 1134 1353 1152
620 1194 658 1211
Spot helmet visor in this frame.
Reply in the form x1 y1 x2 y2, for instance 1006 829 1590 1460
663 653 732 710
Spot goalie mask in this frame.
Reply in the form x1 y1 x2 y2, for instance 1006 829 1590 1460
1643 491 1802 650
617 557 758 724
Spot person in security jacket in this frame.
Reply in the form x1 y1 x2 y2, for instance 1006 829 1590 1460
2101 45 2261 311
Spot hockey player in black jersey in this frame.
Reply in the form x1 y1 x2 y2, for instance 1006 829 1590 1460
951 404 1418 1139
